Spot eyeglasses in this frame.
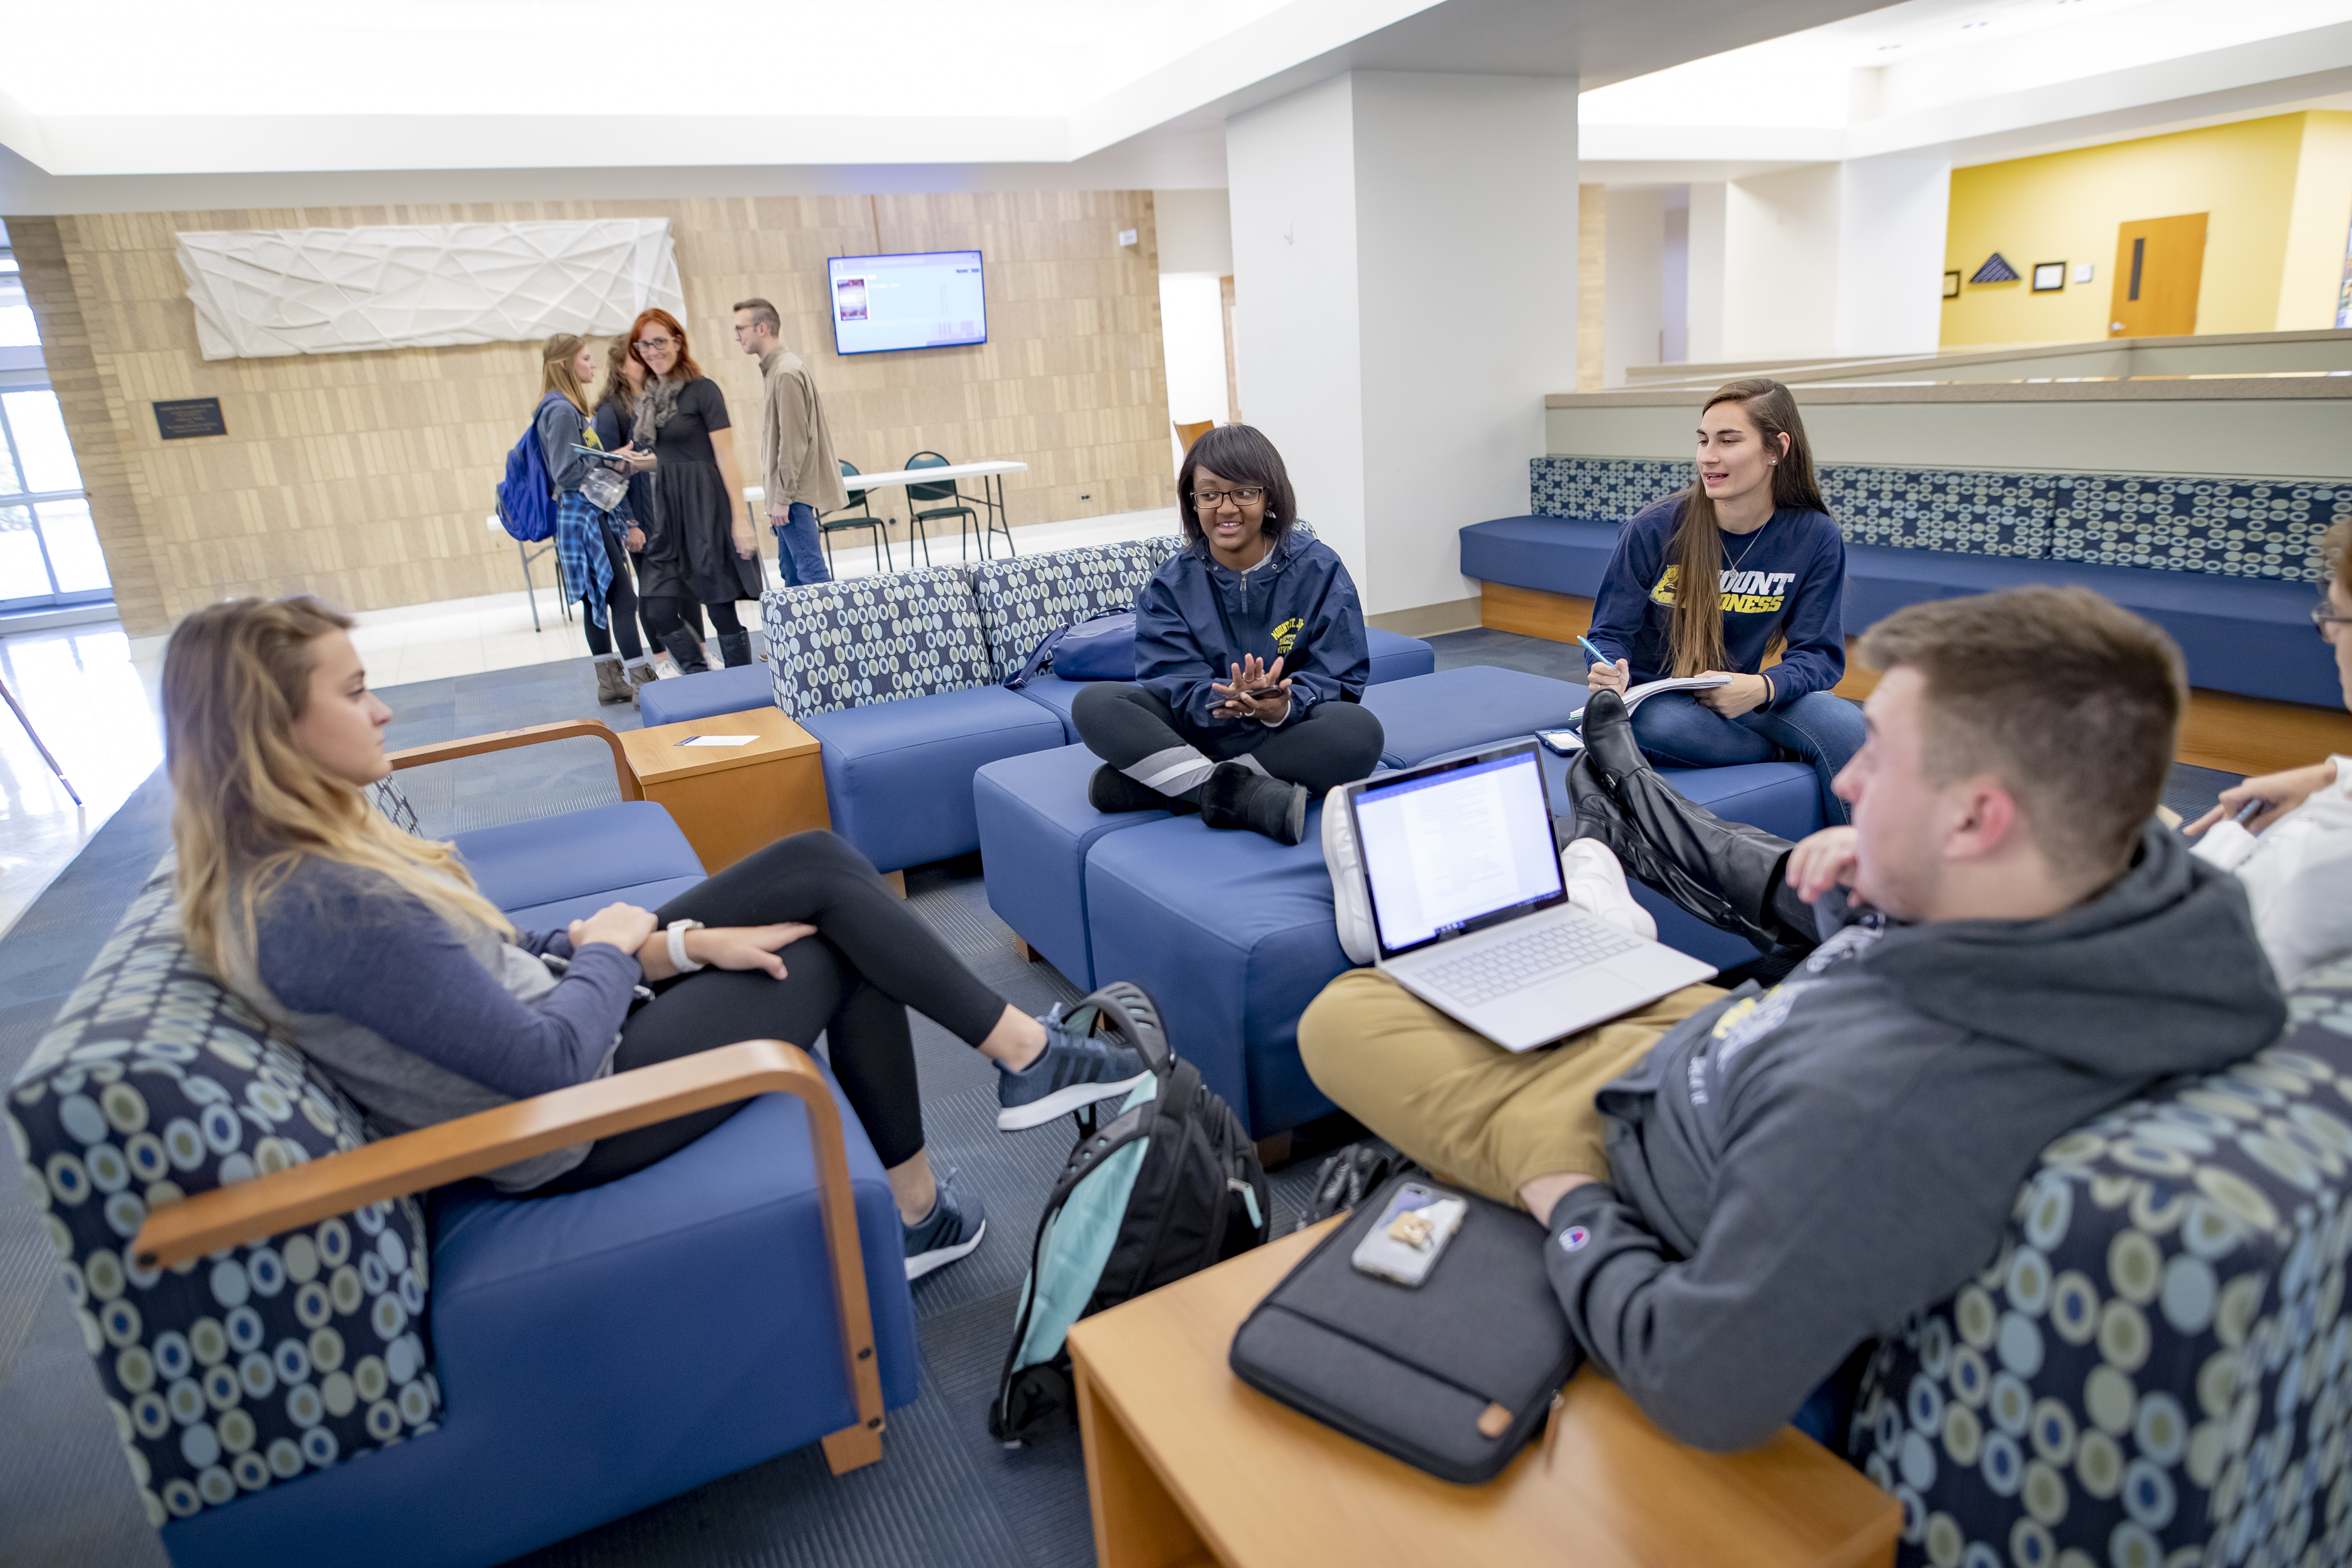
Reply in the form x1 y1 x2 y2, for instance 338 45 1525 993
2313 601 2352 637
635 336 674 352
1192 487 1265 509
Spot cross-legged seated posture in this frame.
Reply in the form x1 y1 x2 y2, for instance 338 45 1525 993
1299 586 2285 1451
2184 515 2352 988
1073 424 1384 845
162 598 1153 1280
1583 378 1863 826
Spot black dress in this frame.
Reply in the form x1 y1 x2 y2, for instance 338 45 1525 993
636 377 760 606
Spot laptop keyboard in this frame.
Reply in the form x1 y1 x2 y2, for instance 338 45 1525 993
1419 918 1643 1008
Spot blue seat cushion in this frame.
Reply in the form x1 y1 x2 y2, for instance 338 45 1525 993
976 744 1168 989
1361 666 1587 769
160 1062 919 1568
503 876 708 931
802 685 1067 872
1365 627 1436 684
1459 515 1619 597
1010 672 1088 743
637 662 775 727
453 802 704 916
1841 544 2337 707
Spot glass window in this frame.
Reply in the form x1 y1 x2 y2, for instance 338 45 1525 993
0 502 51 602
1 391 80 492
0 273 34 349
38 501 105 594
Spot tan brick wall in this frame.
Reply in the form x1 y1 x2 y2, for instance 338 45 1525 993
15 194 1172 634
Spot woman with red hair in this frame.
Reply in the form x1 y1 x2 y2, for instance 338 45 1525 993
628 309 761 669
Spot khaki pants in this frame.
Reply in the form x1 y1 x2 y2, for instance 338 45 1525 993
1297 971 1725 1207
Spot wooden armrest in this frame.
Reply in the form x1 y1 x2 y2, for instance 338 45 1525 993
388 719 643 802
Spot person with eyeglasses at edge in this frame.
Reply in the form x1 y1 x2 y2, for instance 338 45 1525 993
1071 424 1384 845
733 297 843 589
1581 378 1864 827
625 309 763 671
2183 514 2352 988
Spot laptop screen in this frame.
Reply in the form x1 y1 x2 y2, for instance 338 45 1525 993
1351 746 1565 957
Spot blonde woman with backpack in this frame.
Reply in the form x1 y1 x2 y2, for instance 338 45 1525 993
535 334 656 703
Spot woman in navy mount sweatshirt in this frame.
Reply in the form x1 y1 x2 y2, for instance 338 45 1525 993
1583 379 1864 825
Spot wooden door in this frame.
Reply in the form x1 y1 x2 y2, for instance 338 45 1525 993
2108 214 2207 337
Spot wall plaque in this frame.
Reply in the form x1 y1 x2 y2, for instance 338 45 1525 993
154 398 227 440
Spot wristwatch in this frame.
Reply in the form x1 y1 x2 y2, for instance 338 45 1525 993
665 920 706 974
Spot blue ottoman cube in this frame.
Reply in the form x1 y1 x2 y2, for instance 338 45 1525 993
975 743 1169 989
1363 665 1588 769
637 662 775 727
1364 626 1436 684
802 686 1067 873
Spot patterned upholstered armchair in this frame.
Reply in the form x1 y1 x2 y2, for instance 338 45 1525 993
1850 962 2352 1567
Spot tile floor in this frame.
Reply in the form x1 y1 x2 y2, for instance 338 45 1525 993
0 507 1179 940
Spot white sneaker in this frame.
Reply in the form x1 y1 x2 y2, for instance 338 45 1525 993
1561 839 1657 940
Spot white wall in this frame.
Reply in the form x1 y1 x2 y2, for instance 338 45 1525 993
1154 187 1234 275
1160 272 1232 470
1227 74 1368 574
1831 156 1949 358
1722 164 1841 362
1661 190 1689 364
1687 181 1726 364
1602 186 1665 386
1230 70 1578 617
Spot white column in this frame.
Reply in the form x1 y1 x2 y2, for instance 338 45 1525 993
1831 155 1949 358
1715 155 1950 365
1228 71 1578 618
1722 165 1841 363
1686 181 1727 365
1602 187 1665 387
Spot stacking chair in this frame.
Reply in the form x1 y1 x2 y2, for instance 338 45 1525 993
904 450 1004 563
820 460 893 575
1174 419 1215 452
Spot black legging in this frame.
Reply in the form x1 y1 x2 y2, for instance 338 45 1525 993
580 524 644 661
534 832 1005 1194
642 597 743 642
1072 682 1385 797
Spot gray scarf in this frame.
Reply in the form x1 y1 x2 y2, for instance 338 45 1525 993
632 373 684 449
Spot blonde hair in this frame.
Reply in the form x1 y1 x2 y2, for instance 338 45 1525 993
164 597 512 1000
541 334 591 414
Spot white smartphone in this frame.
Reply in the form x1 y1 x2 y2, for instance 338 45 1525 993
1537 728 1584 756
1350 1182 1468 1288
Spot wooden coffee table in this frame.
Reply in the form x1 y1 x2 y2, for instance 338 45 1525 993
617 707 829 874
1068 1221 1899 1568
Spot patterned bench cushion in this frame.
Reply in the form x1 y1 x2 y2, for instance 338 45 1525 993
971 535 1184 682
1531 457 2349 585
1847 964 2352 1567
7 860 438 1527
760 565 993 719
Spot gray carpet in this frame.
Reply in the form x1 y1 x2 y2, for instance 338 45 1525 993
0 635 2257 1566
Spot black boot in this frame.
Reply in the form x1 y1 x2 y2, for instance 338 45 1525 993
1199 762 1308 845
1087 765 1198 816
1566 689 1817 952
658 628 709 674
717 631 753 668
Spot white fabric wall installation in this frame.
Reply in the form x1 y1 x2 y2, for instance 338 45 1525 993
174 218 687 360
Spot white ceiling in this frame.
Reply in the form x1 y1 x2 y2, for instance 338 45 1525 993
1580 0 2352 180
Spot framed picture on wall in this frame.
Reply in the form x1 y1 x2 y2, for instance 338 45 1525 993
2032 262 2067 292
1943 270 1962 299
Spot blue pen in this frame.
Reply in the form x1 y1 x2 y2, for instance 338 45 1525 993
1575 634 1618 671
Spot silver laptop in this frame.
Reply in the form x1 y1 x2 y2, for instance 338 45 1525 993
1338 741 1718 1052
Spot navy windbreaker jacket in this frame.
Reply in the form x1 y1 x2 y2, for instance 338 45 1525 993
1134 528 1370 747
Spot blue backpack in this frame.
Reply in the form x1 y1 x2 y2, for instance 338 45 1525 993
494 394 570 543
1004 609 1136 689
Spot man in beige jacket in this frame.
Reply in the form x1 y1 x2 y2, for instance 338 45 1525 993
734 297 851 585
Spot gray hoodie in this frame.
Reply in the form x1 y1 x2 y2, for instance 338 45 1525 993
1544 823 2286 1452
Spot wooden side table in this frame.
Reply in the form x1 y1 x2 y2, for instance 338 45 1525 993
618 707 830 874
1068 1222 1900 1568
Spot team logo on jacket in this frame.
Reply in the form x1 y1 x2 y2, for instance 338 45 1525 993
1560 1225 1591 1253
1271 616 1304 654
1648 565 1796 615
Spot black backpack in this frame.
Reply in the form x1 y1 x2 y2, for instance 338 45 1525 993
989 981 1271 1445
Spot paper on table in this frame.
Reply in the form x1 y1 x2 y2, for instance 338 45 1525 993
677 734 758 747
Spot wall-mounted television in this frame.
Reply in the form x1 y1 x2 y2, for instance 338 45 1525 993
826 251 986 355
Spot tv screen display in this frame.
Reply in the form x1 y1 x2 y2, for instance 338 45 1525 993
826 251 986 355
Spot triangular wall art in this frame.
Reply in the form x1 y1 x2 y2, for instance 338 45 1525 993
1969 253 2021 285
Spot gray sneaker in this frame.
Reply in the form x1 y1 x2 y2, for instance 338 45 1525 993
995 1004 1153 1131
903 1167 986 1281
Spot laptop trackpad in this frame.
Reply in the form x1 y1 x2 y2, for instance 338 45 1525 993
1488 967 1650 1051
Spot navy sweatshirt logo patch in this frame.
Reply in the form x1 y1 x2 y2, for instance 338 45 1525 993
1271 616 1304 654
1648 565 1799 616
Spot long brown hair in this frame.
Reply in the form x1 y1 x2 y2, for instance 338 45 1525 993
629 308 702 382
540 333 591 415
597 336 639 415
1663 378 1830 677
164 597 511 1001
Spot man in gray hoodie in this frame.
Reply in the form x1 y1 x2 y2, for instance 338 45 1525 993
1299 586 2285 1452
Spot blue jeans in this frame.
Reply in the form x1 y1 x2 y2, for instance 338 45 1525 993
773 502 833 587
1628 689 1865 827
